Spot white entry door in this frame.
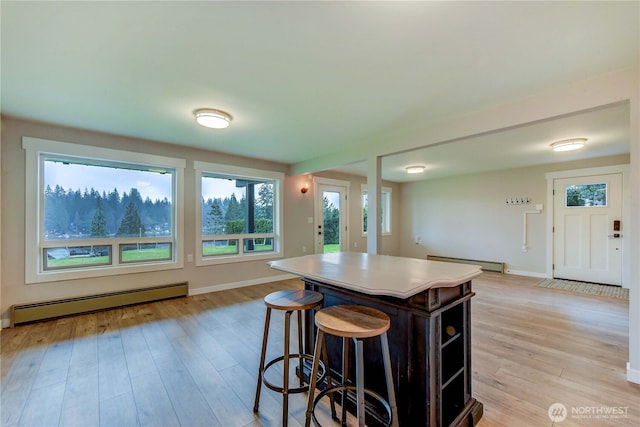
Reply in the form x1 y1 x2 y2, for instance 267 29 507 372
553 173 623 285
314 181 349 254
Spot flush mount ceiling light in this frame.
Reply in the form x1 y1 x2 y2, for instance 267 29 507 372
194 108 232 129
550 138 587 152
406 165 426 174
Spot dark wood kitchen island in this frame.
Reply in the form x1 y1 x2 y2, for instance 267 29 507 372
270 252 484 427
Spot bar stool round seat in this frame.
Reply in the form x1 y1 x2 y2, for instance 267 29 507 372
264 289 323 311
315 305 390 338
305 305 399 427
254 289 332 427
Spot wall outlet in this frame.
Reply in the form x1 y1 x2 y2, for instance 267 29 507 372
302 246 307 253
187 254 193 262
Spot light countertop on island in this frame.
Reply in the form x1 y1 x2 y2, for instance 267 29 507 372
269 252 482 299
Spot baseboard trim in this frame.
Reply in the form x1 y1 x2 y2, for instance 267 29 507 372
427 255 504 273
504 269 547 278
627 362 640 384
2 274 300 328
189 273 298 296
10 283 188 327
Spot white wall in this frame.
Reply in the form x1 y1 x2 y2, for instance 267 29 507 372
400 155 630 276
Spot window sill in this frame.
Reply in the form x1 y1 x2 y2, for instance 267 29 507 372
26 259 184 284
195 251 282 266
361 233 393 238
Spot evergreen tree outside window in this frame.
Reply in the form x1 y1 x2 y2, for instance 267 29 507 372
116 202 146 237
323 196 340 245
90 198 108 237
565 183 607 207
256 184 274 220
206 200 225 234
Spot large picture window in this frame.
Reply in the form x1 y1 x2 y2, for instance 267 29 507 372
24 137 185 283
195 161 283 264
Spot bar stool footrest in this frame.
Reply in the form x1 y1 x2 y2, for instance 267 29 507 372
311 384 393 427
263 353 327 394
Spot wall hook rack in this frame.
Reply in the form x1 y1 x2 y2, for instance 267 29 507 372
506 197 531 205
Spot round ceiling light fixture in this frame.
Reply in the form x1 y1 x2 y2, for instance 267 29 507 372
194 108 232 129
406 165 426 174
550 138 587 152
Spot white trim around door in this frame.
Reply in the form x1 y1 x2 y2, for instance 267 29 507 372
313 177 350 254
546 164 630 288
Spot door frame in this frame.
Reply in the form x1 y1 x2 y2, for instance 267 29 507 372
313 176 350 254
546 164 630 288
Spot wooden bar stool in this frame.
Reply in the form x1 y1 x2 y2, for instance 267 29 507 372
254 289 334 426
305 305 399 427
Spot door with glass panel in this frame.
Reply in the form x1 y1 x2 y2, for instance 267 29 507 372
553 173 622 285
314 182 348 254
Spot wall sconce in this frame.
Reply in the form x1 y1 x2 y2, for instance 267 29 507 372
301 183 309 194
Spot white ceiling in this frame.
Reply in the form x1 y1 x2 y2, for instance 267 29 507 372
1 1 638 182
340 102 631 182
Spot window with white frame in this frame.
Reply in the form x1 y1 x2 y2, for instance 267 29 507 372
195 161 283 264
362 185 392 235
23 137 185 283
565 183 607 207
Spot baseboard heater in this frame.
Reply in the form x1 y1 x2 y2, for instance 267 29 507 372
9 282 188 327
427 255 504 273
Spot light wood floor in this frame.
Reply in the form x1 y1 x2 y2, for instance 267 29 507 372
471 273 639 426
1 273 638 426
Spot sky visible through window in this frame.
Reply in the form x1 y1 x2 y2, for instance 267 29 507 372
324 191 340 208
45 161 173 201
201 176 247 200
44 161 266 206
